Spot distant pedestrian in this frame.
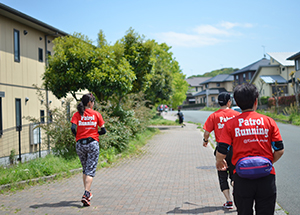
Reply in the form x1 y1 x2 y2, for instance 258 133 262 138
216 84 284 215
71 93 106 206
203 92 240 209
177 109 184 127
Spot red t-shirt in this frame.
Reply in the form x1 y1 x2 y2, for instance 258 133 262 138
71 108 105 142
203 108 240 142
219 111 282 174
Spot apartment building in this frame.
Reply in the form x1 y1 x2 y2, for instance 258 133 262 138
0 3 68 164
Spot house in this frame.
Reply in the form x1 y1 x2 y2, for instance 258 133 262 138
231 58 270 86
194 74 234 107
287 51 300 80
0 3 69 165
250 52 296 98
184 77 211 104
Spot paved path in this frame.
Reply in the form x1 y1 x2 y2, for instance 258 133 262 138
0 114 286 215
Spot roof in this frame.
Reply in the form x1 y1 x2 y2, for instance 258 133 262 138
267 52 296 66
287 51 300 60
200 74 233 84
194 88 227 96
260 75 287 84
231 58 270 75
186 77 212 86
0 3 68 36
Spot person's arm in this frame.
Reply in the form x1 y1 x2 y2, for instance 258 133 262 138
273 149 284 164
71 123 77 137
216 142 230 170
203 130 210 147
271 140 284 164
98 125 106 135
216 151 227 171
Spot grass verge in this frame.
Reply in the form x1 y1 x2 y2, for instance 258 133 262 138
0 126 160 192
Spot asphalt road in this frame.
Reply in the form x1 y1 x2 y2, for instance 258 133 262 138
172 110 299 215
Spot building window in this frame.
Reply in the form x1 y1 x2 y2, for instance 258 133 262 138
296 59 300 71
216 83 220 87
272 85 288 96
195 87 198 92
243 74 246 82
0 97 2 136
248 72 252 80
235 75 238 80
205 84 208 88
211 97 215 102
38 48 43 62
14 29 20 62
15 98 22 131
40 110 45 124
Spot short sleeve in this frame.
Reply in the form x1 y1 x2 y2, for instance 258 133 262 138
71 112 79 125
97 112 105 127
218 123 232 145
203 114 214 133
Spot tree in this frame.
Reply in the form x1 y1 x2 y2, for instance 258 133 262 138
89 31 135 102
144 42 173 105
121 28 155 94
43 33 95 100
44 32 135 102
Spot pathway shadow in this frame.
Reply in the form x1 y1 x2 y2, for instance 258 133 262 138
30 201 82 209
167 202 237 214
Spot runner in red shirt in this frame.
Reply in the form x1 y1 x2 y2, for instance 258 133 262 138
203 92 240 209
216 84 284 215
71 93 106 206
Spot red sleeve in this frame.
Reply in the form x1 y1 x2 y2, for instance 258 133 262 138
97 112 105 127
218 122 233 145
71 112 79 125
203 114 215 132
270 118 282 142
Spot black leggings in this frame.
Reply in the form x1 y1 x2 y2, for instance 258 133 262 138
233 174 276 215
215 147 234 191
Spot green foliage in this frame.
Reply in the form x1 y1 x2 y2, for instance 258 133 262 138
145 42 173 104
149 115 178 126
0 154 81 185
44 33 95 100
170 60 189 108
260 96 269 105
187 67 239 78
45 32 135 102
200 107 219 112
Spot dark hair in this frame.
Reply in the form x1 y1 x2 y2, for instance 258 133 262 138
234 83 258 110
218 92 231 106
77 93 96 116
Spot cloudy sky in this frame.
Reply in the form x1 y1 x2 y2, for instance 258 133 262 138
2 0 300 77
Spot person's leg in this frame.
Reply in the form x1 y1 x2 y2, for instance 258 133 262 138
76 142 87 187
84 175 93 192
233 174 255 215
218 170 233 209
255 174 276 215
84 141 99 190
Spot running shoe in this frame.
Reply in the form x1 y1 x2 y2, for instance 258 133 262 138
81 191 92 206
223 201 233 209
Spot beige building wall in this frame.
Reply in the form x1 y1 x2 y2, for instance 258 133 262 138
0 11 78 161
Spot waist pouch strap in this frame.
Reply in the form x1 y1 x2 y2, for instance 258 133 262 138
78 137 95 145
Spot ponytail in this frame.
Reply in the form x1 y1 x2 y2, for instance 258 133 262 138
77 102 85 116
77 93 96 116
